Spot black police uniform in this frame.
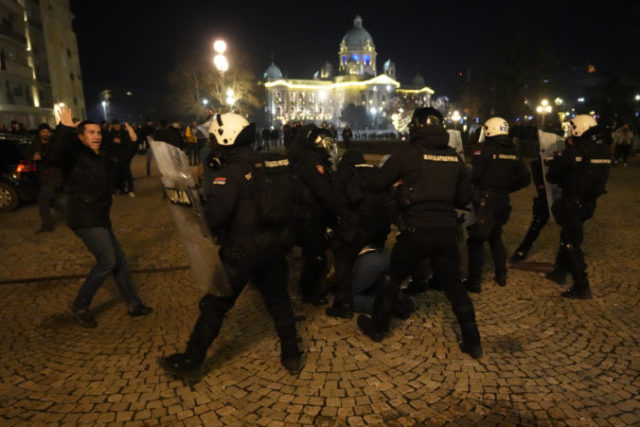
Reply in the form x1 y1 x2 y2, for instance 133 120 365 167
511 158 549 261
357 124 481 357
326 151 391 318
290 126 346 304
162 144 301 375
545 128 610 298
466 134 529 292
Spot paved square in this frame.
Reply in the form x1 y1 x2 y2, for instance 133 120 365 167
0 155 638 425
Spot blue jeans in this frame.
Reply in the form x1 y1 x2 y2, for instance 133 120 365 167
73 227 142 309
352 250 390 314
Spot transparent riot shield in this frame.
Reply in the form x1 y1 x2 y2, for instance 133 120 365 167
537 130 565 217
447 129 465 161
150 140 231 296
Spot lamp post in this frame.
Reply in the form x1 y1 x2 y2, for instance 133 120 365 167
213 39 229 109
101 100 108 121
451 110 461 130
536 99 552 129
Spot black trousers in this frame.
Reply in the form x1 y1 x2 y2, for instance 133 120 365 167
517 194 549 253
552 196 595 283
185 247 297 362
332 233 369 306
295 219 328 299
372 228 479 344
467 193 511 282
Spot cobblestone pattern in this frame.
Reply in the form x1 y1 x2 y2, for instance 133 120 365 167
0 155 638 425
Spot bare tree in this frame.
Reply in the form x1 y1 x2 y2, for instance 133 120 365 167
168 54 261 118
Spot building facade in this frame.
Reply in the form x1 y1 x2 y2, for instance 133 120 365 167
0 0 85 129
263 15 434 130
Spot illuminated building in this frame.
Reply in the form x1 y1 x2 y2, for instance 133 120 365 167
263 15 434 129
0 0 85 127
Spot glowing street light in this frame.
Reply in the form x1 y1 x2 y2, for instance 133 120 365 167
202 98 209 106
213 40 227 54
213 54 229 72
536 99 552 128
635 94 640 102
101 100 108 121
226 88 236 106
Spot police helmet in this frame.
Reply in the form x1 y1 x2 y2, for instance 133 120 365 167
209 113 255 146
569 114 597 138
409 107 443 135
483 117 509 137
305 124 335 148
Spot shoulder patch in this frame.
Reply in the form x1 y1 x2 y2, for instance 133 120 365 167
213 177 227 185
315 164 325 175
473 150 482 155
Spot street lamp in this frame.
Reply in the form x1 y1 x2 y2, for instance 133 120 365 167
226 88 236 107
536 99 552 128
451 110 461 129
101 100 108 121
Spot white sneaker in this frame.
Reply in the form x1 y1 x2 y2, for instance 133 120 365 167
128 192 136 198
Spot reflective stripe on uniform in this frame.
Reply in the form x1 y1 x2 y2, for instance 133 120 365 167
423 154 459 162
590 158 611 164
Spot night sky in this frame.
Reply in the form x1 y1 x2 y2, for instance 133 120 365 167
70 0 638 121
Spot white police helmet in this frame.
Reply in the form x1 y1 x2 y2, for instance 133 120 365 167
483 117 509 137
209 113 250 146
569 114 597 137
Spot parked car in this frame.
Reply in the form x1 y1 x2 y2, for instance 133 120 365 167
0 133 39 212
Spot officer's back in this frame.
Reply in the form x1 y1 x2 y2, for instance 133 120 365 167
369 111 470 228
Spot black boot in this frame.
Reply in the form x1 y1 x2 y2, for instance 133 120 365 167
280 338 302 375
509 247 528 262
459 321 482 359
357 315 387 342
494 268 507 287
160 315 218 377
546 247 568 285
561 281 593 299
561 244 592 299
462 278 481 294
325 297 353 319
393 291 415 319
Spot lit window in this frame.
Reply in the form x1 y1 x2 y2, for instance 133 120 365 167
364 54 370 66
352 54 360 62
342 56 347 65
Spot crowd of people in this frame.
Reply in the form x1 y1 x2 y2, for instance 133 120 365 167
7 104 622 378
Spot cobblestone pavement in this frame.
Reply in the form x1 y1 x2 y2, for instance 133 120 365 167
0 154 639 426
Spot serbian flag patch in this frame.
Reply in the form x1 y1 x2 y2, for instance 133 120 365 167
213 177 227 185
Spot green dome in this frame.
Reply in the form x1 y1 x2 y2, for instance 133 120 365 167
341 15 375 50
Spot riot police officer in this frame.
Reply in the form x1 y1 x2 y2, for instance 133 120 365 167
545 115 611 299
160 113 302 376
357 107 482 359
465 117 530 293
289 124 347 305
325 150 392 318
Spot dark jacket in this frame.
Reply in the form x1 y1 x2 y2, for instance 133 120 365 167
204 146 279 253
547 128 611 199
153 127 183 149
103 129 137 164
290 135 345 223
368 126 471 229
48 125 113 230
470 135 520 194
333 151 391 246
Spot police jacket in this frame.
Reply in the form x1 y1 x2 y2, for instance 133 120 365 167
547 128 611 199
204 146 277 248
333 151 391 245
290 141 345 223
49 125 113 230
470 135 521 194
368 126 471 229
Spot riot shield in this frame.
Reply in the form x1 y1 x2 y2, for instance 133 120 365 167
537 130 565 217
446 129 465 161
150 140 231 296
